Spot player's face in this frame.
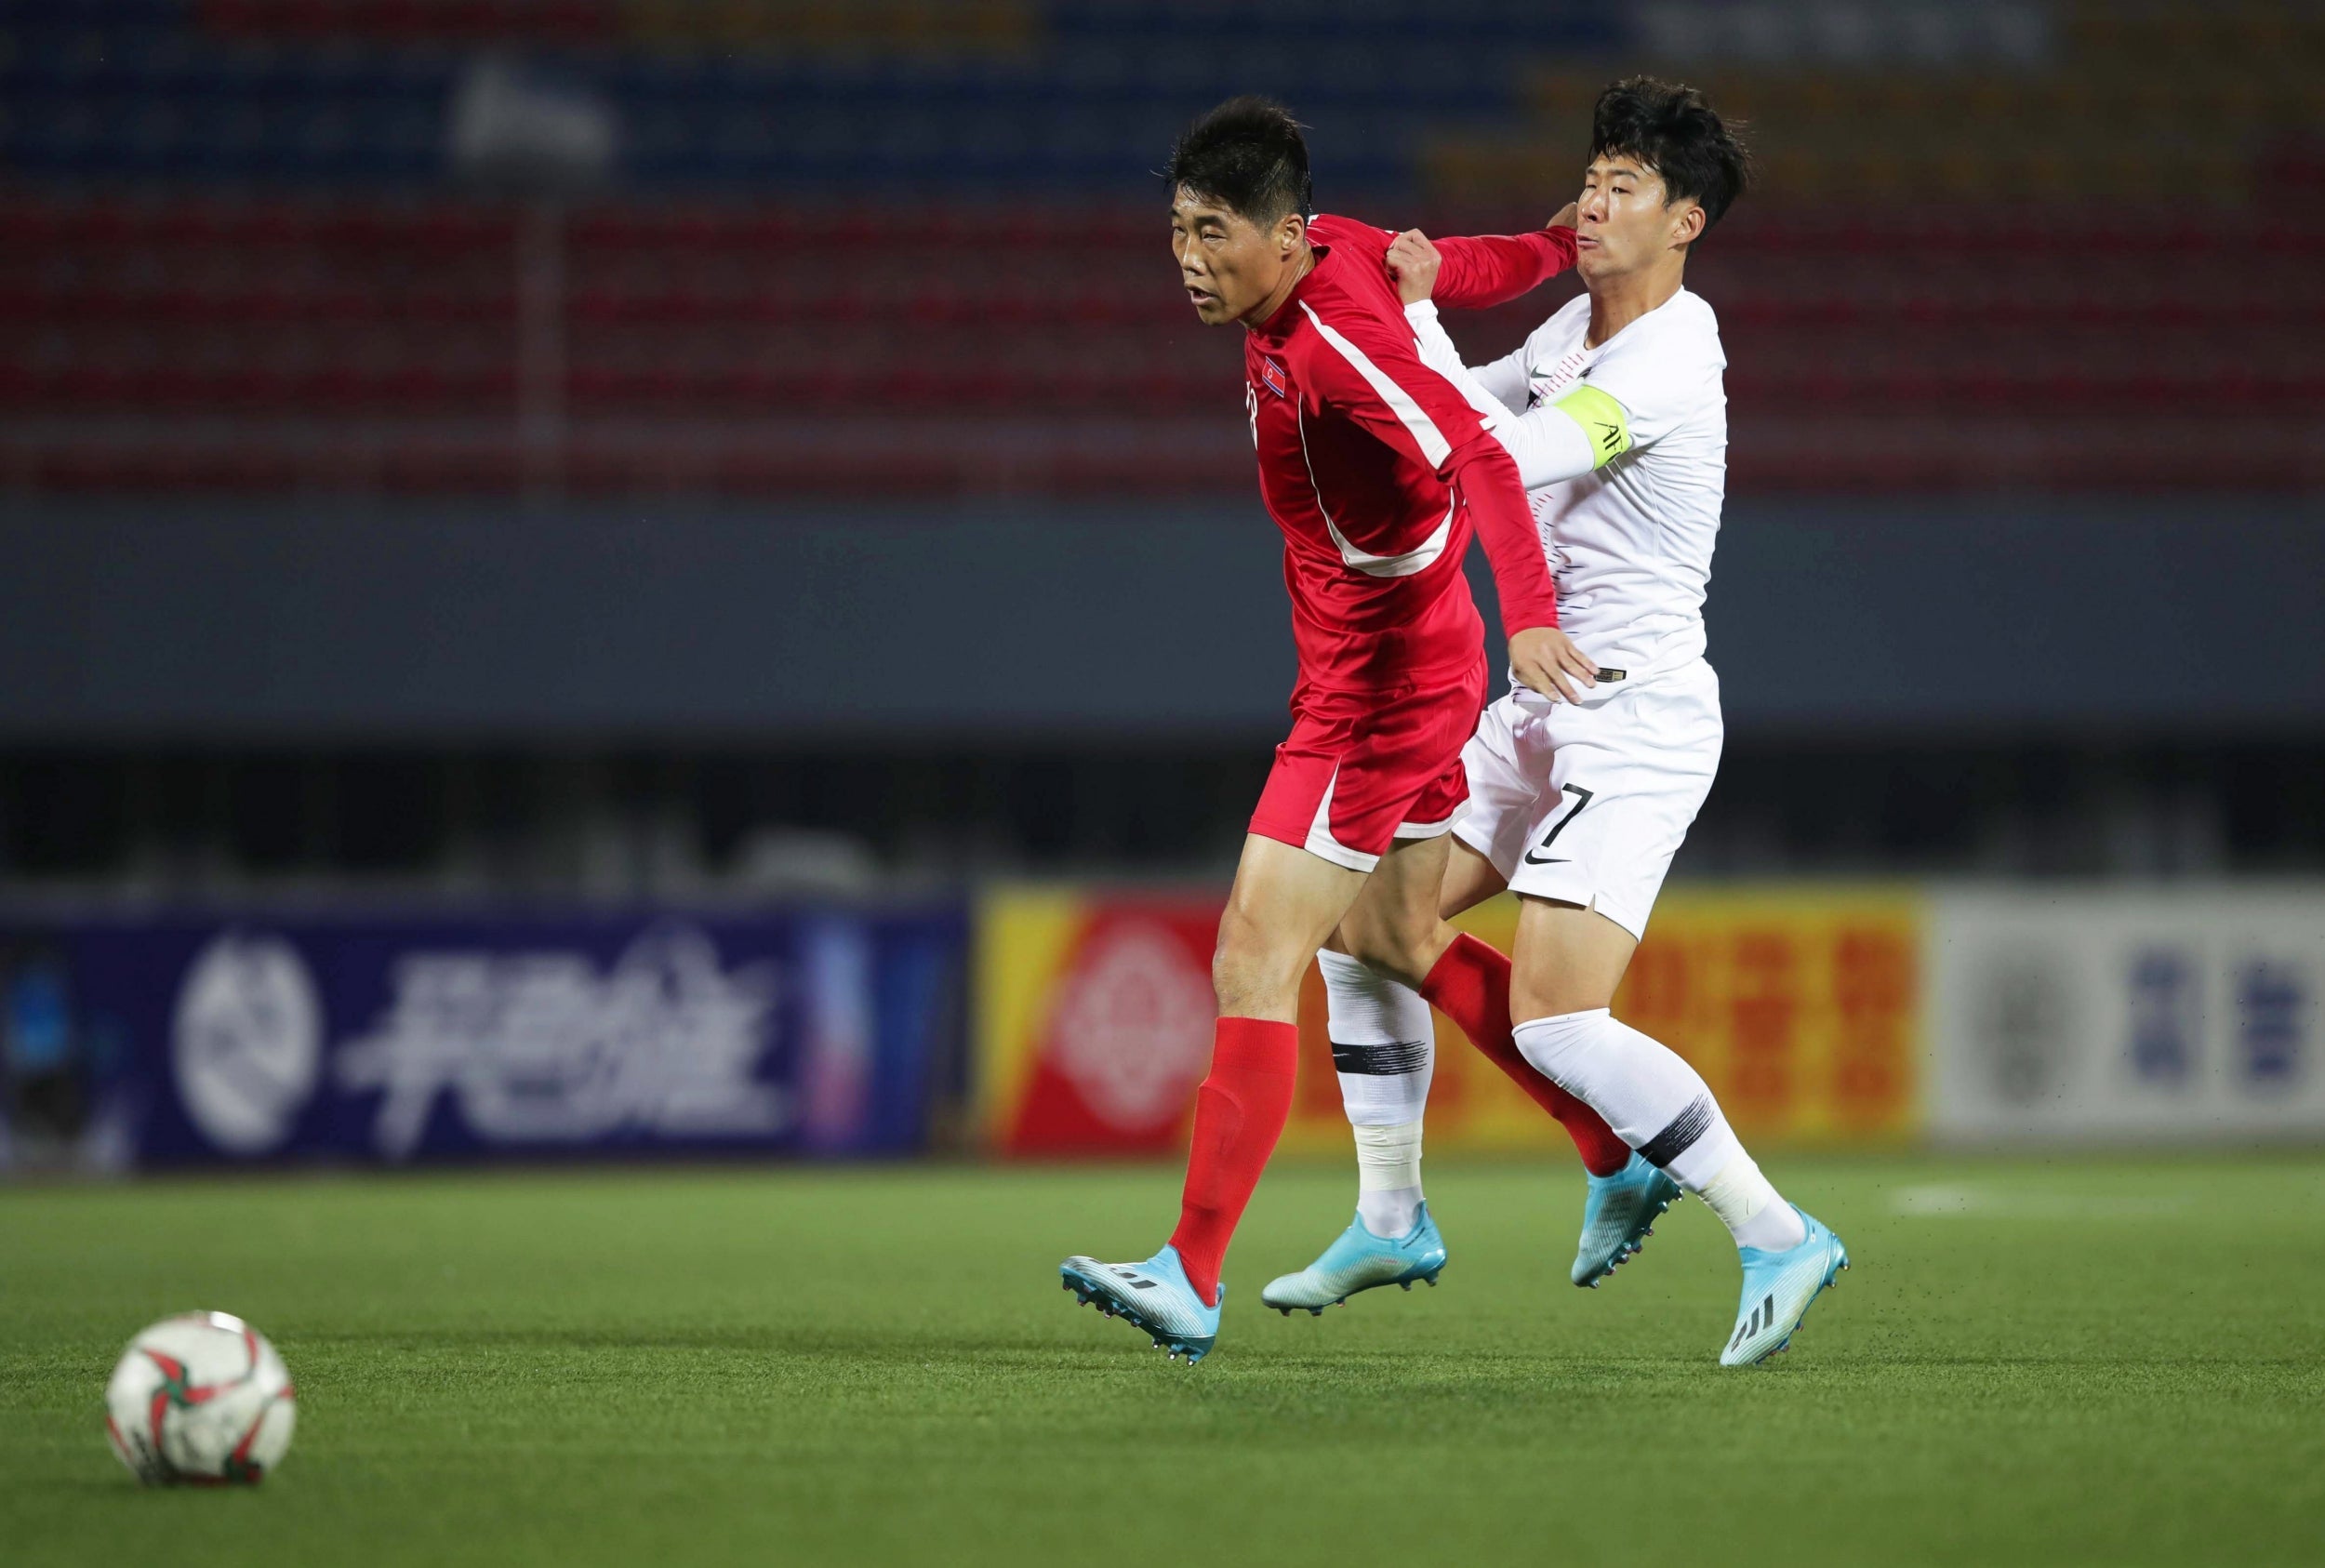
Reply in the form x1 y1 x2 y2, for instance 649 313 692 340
1171 190 1302 326
1573 154 1703 282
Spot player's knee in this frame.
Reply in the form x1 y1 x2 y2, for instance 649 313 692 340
1211 952 1297 1016
1335 911 1436 990
1210 911 1305 1014
1509 971 1617 1022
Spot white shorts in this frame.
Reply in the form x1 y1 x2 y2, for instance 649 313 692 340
1453 658 1723 940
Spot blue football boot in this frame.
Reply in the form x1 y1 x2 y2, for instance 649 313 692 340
1059 1245 1221 1363
1260 1203 1448 1314
1572 1152 1682 1287
1720 1208 1849 1367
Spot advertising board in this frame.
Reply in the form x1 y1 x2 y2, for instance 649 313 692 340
1927 887 2325 1142
977 884 1924 1158
0 906 964 1168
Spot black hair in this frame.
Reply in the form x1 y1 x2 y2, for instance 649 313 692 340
1590 76 1750 239
1165 95 1313 229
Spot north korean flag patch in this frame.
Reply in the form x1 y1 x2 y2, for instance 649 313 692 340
1259 357 1287 398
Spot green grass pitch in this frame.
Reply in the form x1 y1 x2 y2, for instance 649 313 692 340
4 1153 2321 1567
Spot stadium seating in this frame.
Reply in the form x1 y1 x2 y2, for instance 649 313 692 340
5 190 2320 495
1 0 2318 496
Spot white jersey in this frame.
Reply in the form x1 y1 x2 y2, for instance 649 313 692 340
1407 285 1731 937
1431 287 1728 679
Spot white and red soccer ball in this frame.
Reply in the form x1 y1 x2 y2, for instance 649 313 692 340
104 1312 297 1485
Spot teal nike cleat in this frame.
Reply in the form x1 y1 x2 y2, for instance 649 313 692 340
1259 1203 1447 1314
1720 1208 1849 1367
1059 1245 1221 1363
1572 1152 1682 1287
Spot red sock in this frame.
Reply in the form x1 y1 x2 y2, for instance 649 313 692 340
1421 932 1633 1176
1167 1017 1299 1306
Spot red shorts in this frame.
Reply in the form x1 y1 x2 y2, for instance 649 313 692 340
1247 658 1489 872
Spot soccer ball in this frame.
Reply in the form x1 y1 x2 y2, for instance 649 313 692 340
103 1311 298 1485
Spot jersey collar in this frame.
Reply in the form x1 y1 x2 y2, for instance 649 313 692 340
1250 241 1331 341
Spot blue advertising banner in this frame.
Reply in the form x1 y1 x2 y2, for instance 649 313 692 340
0 906 964 1169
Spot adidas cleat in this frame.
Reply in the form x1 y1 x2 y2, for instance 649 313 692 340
1573 1152 1682 1287
1260 1203 1447 1314
1720 1208 1849 1367
1059 1244 1221 1363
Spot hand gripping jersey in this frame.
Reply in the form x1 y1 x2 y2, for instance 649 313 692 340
1242 216 1573 699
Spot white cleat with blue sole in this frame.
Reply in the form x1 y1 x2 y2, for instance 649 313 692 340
1059 1244 1221 1363
1720 1207 1849 1367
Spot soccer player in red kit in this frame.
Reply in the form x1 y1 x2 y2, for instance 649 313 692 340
1059 97 1626 1362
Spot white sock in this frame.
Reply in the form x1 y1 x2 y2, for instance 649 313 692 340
1353 1122 1424 1238
1318 950 1435 1234
1511 1007 1805 1252
1697 1152 1806 1252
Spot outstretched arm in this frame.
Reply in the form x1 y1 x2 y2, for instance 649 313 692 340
1421 205 1580 309
1389 228 1628 487
1406 300 1628 488
1428 230 1575 309
1384 220 1534 412
1402 295 1529 421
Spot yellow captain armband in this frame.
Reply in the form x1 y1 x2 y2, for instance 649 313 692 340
1554 383 1632 469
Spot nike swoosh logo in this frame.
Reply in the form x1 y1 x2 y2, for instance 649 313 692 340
1522 850 1570 866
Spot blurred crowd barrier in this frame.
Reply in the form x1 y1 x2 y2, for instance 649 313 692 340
6 882 2319 1172
977 883 2325 1156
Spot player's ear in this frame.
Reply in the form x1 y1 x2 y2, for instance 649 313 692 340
1672 202 1706 249
1276 211 1307 255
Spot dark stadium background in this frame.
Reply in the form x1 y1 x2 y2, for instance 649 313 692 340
1 7 2322 1564
0 0 2316 897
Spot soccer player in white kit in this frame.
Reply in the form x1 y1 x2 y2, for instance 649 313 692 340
1261 78 1850 1366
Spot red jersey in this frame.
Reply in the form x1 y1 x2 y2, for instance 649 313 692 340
1242 215 1575 698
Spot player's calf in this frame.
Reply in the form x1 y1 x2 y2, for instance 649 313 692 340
1514 1004 1853 1362
1060 837 1363 1361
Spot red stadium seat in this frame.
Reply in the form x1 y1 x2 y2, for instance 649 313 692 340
8 190 2315 498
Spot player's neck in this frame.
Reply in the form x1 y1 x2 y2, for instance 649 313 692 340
1585 259 1684 349
1242 245 1316 331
